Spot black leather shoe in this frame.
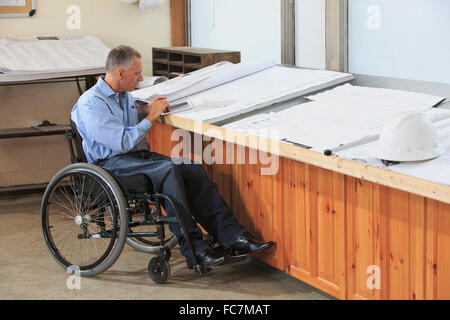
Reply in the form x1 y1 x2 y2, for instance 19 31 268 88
229 232 274 258
188 247 226 270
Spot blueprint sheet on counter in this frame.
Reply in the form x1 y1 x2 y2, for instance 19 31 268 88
223 94 449 152
306 83 446 109
175 66 353 123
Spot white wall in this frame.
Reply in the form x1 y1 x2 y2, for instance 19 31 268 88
295 0 326 69
0 0 171 187
348 0 450 84
191 0 281 64
191 0 326 68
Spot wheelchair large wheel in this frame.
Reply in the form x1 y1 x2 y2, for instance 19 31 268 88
41 163 128 277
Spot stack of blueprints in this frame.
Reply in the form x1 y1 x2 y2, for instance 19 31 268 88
0 35 110 82
132 57 354 123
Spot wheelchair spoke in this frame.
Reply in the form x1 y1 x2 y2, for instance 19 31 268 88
50 203 77 221
54 228 78 257
58 181 82 216
54 187 78 217
84 203 112 220
66 176 80 215
43 170 124 270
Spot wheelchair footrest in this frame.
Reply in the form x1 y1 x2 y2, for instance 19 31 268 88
156 216 178 224
186 256 211 275
187 262 211 275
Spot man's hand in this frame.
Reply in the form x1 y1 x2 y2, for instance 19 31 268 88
143 96 170 124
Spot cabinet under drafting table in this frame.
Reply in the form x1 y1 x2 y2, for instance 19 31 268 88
147 73 450 300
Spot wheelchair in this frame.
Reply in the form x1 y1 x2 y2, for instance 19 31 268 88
41 120 207 284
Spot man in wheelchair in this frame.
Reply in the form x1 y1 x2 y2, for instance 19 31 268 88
70 45 273 273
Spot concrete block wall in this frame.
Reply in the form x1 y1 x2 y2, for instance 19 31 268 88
0 0 171 187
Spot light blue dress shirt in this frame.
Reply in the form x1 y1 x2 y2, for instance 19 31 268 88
71 77 152 163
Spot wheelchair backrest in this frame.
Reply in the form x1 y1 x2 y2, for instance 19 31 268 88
69 119 88 163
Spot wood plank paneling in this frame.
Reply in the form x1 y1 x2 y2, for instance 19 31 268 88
282 158 292 272
170 0 185 46
256 154 278 267
346 176 357 299
425 199 437 300
378 185 389 300
316 168 346 298
409 194 425 300
388 189 410 300
436 201 450 299
209 139 224 197
231 144 243 223
332 171 346 299
347 177 377 300
306 165 319 278
285 164 346 298
239 148 259 236
290 160 308 274
317 168 335 282
247 149 261 237
269 153 284 269
373 184 387 300
148 123 450 300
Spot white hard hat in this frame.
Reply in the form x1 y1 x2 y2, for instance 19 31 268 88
369 111 446 162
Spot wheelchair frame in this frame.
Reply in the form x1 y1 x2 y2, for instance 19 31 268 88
40 121 206 284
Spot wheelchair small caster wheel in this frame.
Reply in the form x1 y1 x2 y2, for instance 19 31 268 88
148 256 171 284
162 248 171 261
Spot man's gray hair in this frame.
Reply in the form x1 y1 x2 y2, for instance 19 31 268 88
105 45 141 74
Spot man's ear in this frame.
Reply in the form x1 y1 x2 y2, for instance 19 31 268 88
116 68 123 79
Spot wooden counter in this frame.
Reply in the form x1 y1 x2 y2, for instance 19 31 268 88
147 114 449 300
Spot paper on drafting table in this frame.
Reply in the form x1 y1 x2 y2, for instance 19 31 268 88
177 66 354 123
307 83 446 111
240 106 373 150
222 97 378 149
132 61 234 102
132 58 276 104
223 113 272 131
274 98 450 151
223 113 287 139
223 98 450 152
226 109 368 150
135 76 168 89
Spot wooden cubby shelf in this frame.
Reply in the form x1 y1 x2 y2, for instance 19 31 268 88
152 47 241 78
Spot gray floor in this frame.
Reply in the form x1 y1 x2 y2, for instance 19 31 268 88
0 193 334 300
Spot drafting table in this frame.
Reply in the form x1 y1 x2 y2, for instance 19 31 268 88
147 72 450 300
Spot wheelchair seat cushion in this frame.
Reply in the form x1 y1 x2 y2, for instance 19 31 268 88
114 174 154 195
